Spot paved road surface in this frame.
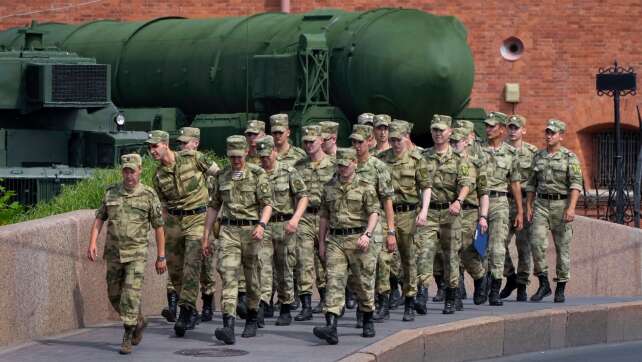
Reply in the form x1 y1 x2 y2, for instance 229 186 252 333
477 340 642 362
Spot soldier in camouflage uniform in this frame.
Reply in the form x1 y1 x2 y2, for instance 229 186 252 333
87 153 166 355
373 114 392 155
313 148 381 344
481 112 524 306
320 121 339 157
526 119 582 303
148 130 217 336
349 124 397 325
294 125 336 321
378 121 431 322
256 136 309 327
499 115 539 302
245 120 266 165
270 114 307 168
202 135 273 344
421 115 474 314
449 127 490 308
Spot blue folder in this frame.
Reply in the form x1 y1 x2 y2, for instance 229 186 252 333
473 223 489 257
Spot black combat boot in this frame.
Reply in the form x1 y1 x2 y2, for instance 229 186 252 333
442 288 455 314
174 305 194 337
554 282 566 303
257 300 267 328
201 293 214 322
459 271 467 300
345 288 357 309
500 273 518 299
236 292 248 319
355 308 363 328
402 296 415 322
488 278 504 306
188 308 199 330
313 313 339 345
473 276 488 305
432 275 445 302
373 293 390 322
294 294 313 321
265 291 275 318
414 284 428 315
362 311 375 338
531 273 552 302
119 325 135 355
312 287 326 314
275 303 292 326
161 290 178 322
516 283 528 302
389 275 403 309
241 309 258 338
455 287 464 311
215 314 236 345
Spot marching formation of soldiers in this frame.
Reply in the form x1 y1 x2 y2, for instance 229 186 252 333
87 111 583 354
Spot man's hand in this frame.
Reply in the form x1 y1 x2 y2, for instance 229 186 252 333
514 212 524 231
526 206 534 223
415 211 428 227
285 219 299 234
357 234 370 251
86 243 97 261
155 259 167 274
252 225 265 241
201 236 211 257
386 234 397 252
478 217 488 233
563 207 576 223
449 200 462 216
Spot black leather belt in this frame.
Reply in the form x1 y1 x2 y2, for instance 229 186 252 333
461 203 478 210
507 190 527 199
167 206 206 216
393 203 418 212
431 202 450 210
306 206 320 214
330 227 366 236
538 193 568 200
220 218 259 226
489 191 507 198
270 213 293 222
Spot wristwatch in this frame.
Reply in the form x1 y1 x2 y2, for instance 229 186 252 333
157 256 166 262
479 215 488 221
365 231 373 238
258 221 267 229
387 229 396 236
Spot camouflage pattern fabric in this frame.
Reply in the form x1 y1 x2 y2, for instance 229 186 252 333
106 259 146 325
277 144 307 168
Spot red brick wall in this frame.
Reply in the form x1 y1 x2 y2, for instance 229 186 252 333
3 0 642 187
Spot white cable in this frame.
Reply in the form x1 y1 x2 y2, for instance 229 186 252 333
0 0 106 21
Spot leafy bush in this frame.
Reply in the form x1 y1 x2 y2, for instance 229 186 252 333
0 181 23 226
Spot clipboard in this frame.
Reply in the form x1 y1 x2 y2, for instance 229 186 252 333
473 223 489 257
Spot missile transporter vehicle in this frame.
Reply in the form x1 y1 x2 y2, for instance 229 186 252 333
0 30 147 204
0 8 480 156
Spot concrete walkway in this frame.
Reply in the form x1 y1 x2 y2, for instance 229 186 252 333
1 296 640 362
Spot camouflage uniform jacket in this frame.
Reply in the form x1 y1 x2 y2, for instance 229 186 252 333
152 150 212 210
377 147 431 205
209 163 273 220
356 155 394 206
320 175 381 229
277 143 306 168
96 183 164 263
456 150 488 207
266 161 308 215
507 141 539 188
422 146 474 204
526 147 583 195
247 149 261 166
294 154 336 207
481 142 521 192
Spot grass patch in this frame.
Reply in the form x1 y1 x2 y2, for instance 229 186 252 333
6 152 226 225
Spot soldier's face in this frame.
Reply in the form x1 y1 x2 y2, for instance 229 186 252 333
485 123 504 140
245 132 262 147
507 124 525 141
148 142 168 160
390 137 405 154
321 135 336 154
271 130 290 146
179 138 199 151
450 138 468 152
544 129 562 146
230 155 246 170
122 166 141 189
337 161 356 178
304 137 322 155
431 127 451 145
374 125 388 143
351 138 368 157
260 150 277 170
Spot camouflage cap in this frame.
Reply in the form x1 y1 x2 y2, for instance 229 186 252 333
145 130 169 144
357 113 375 126
245 119 265 134
389 121 407 139
256 135 275 157
392 119 412 135
177 126 200 142
546 119 566 133
227 135 248 157
374 114 392 127
450 127 468 141
121 153 142 170
454 119 475 134
336 147 357 166
431 114 452 130
319 121 339 139
302 124 322 142
349 124 373 142
270 113 289 132
484 111 508 126
507 114 526 128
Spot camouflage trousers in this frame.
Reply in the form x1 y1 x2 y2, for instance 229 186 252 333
324 234 377 315
504 198 532 285
487 196 510 280
423 208 462 288
314 252 326 290
295 213 320 295
165 213 205 309
530 199 573 282
347 223 384 294
166 250 216 296
460 208 485 280
217 225 262 316
106 258 145 326
270 222 297 304
415 223 437 289
395 210 417 297
259 226 275 303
